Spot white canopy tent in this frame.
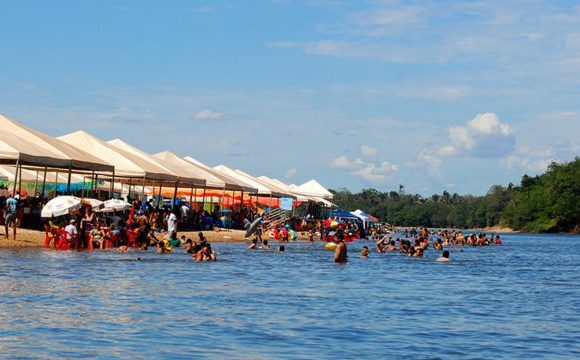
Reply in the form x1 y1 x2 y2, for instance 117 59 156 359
59 131 175 183
155 151 241 191
183 156 257 193
293 179 334 200
0 115 112 173
214 165 275 196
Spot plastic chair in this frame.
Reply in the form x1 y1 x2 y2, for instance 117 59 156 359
44 224 55 248
127 229 139 247
55 229 70 251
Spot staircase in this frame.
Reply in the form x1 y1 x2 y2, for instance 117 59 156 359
264 208 292 230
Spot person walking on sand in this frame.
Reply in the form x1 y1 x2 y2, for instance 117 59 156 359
334 238 348 264
4 194 18 240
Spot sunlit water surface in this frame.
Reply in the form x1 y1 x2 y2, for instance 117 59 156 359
0 233 579 359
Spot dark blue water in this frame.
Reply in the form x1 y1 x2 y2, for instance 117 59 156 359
1 233 579 359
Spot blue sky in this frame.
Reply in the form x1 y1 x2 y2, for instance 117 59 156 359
1 0 579 195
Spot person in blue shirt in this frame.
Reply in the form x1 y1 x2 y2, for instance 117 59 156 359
4 194 18 240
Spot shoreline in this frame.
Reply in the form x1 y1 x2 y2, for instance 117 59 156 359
0 228 311 249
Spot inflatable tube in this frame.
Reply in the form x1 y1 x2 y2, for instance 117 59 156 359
290 230 298 240
245 217 263 237
325 242 337 251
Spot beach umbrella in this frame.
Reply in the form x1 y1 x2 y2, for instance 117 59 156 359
101 199 131 212
41 196 81 218
81 198 104 210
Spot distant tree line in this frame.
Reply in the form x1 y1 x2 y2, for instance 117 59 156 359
330 157 580 233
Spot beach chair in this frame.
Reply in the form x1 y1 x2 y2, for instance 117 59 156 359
55 229 70 251
103 230 118 249
44 224 56 248
127 229 139 247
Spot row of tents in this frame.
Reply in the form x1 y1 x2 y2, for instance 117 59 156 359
0 114 334 208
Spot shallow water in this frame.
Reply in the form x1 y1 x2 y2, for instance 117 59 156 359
0 233 579 359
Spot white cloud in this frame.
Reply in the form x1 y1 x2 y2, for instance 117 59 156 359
285 167 297 178
329 154 398 183
329 155 352 169
193 110 225 121
360 144 378 157
448 113 515 158
501 142 579 173
438 145 457 157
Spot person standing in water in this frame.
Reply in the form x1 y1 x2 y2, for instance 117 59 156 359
436 250 450 262
334 238 348 264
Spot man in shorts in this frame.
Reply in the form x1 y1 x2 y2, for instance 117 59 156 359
4 194 18 240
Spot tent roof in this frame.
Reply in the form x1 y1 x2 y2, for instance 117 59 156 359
214 165 275 196
294 179 333 200
183 156 256 192
352 209 370 218
0 131 68 168
0 114 113 172
107 139 193 185
154 151 234 189
259 176 306 200
332 209 359 219
235 169 287 197
59 131 171 182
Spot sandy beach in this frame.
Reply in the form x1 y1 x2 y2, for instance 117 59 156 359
0 228 310 249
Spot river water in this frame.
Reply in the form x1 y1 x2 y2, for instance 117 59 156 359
0 233 578 359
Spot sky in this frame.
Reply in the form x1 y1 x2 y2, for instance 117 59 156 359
0 0 579 196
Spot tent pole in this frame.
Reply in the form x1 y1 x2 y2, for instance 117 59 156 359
11 160 19 196
81 176 86 198
109 171 116 197
33 169 39 197
40 166 47 199
201 187 206 212
94 174 99 198
90 170 95 197
172 180 179 210
240 190 244 212
189 186 194 206
53 170 58 198
66 164 72 195
141 177 146 201
158 180 162 208
18 165 23 197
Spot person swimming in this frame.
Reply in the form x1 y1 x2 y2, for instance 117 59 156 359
436 250 450 262
278 245 285 252
361 246 370 259
260 239 270 249
248 238 258 249
413 248 424 257
184 238 194 254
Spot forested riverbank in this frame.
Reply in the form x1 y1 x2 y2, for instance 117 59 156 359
332 158 580 233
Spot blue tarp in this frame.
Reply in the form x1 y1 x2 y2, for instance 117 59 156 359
332 209 359 219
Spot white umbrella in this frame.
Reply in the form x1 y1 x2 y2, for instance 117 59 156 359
82 198 104 210
41 196 82 218
100 199 131 212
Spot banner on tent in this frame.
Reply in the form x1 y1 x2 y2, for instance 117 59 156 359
280 197 293 210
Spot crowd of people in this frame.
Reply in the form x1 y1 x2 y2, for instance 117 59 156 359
331 226 502 263
2 192 503 265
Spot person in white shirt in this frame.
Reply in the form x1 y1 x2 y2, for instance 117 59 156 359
180 204 189 223
65 219 78 243
167 210 178 238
